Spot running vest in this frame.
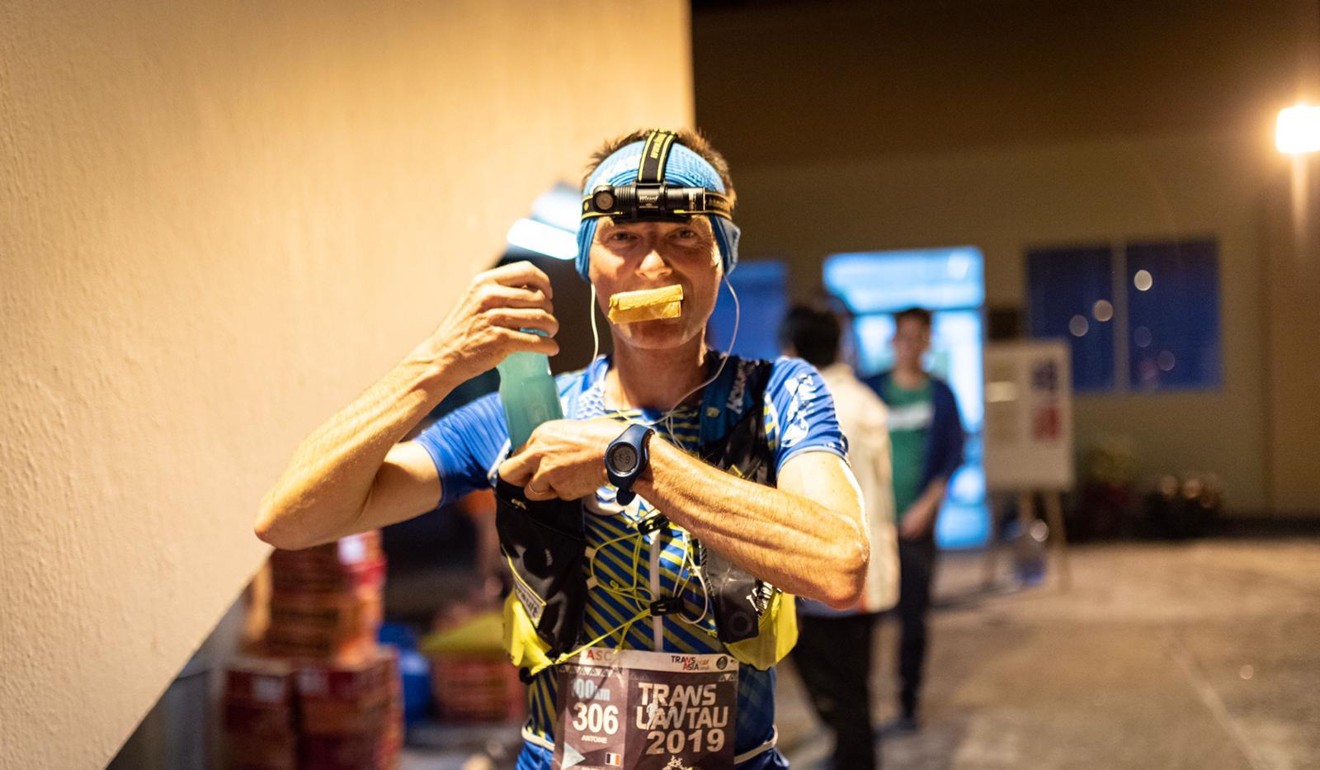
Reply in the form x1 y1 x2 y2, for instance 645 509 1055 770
496 357 798 679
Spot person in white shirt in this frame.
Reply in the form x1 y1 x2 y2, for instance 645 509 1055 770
780 304 899 770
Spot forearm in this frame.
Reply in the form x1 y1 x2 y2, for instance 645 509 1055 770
917 477 948 510
635 442 868 608
255 346 459 550
257 260 559 550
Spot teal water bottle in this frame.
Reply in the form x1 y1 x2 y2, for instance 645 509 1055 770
496 347 563 449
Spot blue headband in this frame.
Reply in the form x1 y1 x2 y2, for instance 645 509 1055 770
575 139 740 281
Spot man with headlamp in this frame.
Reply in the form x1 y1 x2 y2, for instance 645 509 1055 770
256 129 870 769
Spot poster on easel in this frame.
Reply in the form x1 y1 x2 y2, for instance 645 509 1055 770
982 341 1074 492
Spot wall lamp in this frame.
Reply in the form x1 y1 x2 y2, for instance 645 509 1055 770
1277 104 1320 154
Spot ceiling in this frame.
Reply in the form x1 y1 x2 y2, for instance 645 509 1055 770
690 0 1319 165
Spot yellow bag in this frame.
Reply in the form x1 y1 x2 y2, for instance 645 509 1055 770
724 590 798 670
503 592 557 678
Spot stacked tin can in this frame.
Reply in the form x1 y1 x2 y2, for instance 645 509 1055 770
224 531 402 770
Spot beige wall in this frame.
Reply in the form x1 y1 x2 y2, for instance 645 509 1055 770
0 2 692 767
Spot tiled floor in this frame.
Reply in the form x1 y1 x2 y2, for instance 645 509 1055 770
402 537 1320 769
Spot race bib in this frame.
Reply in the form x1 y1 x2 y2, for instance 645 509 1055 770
552 649 738 770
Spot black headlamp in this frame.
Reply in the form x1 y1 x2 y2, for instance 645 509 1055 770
582 182 733 224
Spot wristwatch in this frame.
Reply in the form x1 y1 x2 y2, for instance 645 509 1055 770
605 423 655 505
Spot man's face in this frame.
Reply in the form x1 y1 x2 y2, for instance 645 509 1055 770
588 216 722 352
892 316 931 369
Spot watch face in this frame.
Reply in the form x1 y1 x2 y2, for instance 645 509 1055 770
608 444 639 474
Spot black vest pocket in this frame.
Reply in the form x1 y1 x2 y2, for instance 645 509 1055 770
494 476 587 658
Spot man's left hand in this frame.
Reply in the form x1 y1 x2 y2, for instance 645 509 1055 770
496 417 623 501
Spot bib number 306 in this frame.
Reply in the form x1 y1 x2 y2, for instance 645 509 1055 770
571 702 620 735
553 650 738 770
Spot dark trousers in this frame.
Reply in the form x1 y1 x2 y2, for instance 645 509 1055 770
896 537 937 719
792 612 879 770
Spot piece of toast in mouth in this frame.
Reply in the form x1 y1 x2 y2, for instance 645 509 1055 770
607 284 684 324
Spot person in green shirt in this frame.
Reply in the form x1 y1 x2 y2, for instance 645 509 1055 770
864 307 965 734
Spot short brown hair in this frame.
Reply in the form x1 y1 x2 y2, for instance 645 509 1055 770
582 128 737 212
779 305 841 368
895 306 933 329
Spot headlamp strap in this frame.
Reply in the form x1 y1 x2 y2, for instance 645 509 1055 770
637 129 678 184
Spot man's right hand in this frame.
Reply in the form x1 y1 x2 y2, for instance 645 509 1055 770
418 260 561 379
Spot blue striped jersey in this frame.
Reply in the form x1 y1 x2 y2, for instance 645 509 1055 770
415 352 846 763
